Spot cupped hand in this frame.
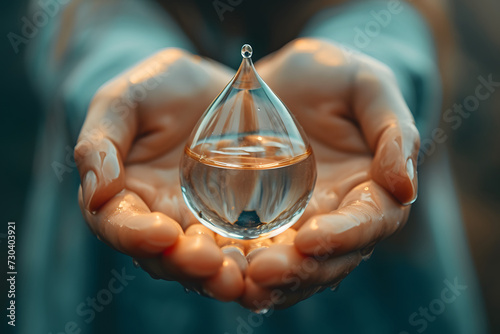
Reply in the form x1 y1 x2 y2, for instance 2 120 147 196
236 38 420 311
75 39 420 309
75 49 246 301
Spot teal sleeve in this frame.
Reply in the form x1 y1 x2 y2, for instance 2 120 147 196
26 0 194 140
300 0 441 136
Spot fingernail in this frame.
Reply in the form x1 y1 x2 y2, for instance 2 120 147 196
222 246 248 273
405 157 418 204
246 247 267 263
246 238 273 254
100 148 121 183
83 170 97 211
406 158 415 181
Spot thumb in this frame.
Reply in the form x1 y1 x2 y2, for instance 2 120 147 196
370 121 419 205
75 84 137 212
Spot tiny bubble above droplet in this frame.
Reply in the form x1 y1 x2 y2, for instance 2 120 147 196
241 44 253 58
330 282 341 292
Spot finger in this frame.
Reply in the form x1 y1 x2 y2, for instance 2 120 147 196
214 235 250 272
203 256 245 302
79 188 181 258
185 224 216 241
187 225 242 275
163 234 223 278
239 277 324 311
221 247 248 274
215 234 247 254
75 82 137 212
295 181 409 256
246 238 274 260
271 228 296 245
238 277 279 312
353 60 420 204
248 244 361 288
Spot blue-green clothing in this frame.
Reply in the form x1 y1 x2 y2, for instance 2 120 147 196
20 1 488 333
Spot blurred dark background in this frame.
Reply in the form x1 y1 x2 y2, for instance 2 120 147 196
1 0 498 333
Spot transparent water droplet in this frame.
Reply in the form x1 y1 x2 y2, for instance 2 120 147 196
362 251 374 261
184 287 192 294
254 308 270 315
330 282 341 292
132 258 140 268
180 45 317 240
361 246 375 261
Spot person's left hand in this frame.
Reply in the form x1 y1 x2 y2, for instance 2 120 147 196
231 38 420 311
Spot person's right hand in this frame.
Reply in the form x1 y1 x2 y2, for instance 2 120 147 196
75 49 245 301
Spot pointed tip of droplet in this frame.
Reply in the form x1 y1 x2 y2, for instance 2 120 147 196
241 44 253 58
233 44 259 89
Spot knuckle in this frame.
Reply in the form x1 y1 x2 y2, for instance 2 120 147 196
155 47 189 60
281 38 320 70
399 120 421 147
357 57 398 89
375 62 397 82
92 79 122 104
74 140 92 165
